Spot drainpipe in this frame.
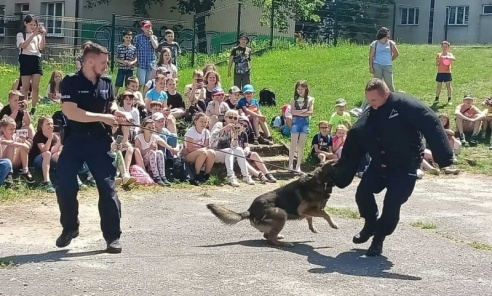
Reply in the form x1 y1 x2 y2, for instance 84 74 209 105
74 0 80 55
427 0 435 44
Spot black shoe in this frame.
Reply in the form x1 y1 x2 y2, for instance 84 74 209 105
3 173 13 188
30 107 36 115
366 235 385 257
106 239 122 254
353 219 376 244
202 173 211 182
469 134 478 146
153 177 166 186
56 229 79 248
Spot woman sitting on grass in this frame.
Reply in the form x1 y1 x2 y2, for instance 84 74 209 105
29 116 61 192
210 109 254 187
0 116 32 180
183 112 215 184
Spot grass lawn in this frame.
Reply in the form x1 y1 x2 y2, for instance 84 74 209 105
0 43 491 199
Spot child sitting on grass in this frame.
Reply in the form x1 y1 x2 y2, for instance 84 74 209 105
311 121 336 163
237 84 273 145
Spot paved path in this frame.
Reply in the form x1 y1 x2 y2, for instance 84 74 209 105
1 174 491 296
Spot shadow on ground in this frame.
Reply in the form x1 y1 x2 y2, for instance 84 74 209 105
200 240 422 281
0 249 108 265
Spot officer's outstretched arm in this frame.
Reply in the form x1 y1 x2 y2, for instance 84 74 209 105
332 128 365 189
62 102 110 123
405 101 454 168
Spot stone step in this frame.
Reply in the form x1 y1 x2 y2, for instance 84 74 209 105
249 143 289 157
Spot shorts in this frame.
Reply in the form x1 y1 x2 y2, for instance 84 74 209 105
33 154 56 169
436 73 452 83
19 54 43 76
291 116 309 134
115 69 134 87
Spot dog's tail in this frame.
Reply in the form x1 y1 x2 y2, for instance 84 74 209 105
206 204 250 225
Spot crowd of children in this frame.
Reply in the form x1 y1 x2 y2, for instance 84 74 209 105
1 17 491 193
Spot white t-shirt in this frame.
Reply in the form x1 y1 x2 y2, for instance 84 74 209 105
135 133 158 152
118 106 140 133
46 84 61 99
16 32 42 57
184 126 210 149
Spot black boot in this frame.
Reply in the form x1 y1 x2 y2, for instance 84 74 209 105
366 234 385 257
353 219 377 244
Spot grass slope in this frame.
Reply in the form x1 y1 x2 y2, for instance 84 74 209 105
0 44 491 199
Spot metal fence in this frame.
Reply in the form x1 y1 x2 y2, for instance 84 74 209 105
0 0 488 73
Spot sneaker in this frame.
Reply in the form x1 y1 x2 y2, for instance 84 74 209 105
253 137 259 145
265 173 277 183
19 169 34 183
42 181 56 193
427 167 440 176
115 177 122 186
56 229 79 248
3 173 13 188
258 136 273 145
153 177 167 187
161 177 172 186
469 134 478 146
442 167 460 175
459 134 467 146
86 177 97 187
122 174 136 186
447 98 452 106
258 172 268 184
242 175 255 185
106 239 122 254
480 131 487 141
202 173 211 182
416 169 425 179
228 176 240 187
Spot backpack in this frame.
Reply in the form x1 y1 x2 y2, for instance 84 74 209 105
259 88 276 106
165 157 195 183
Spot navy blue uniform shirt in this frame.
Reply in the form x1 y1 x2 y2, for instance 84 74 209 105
60 71 114 136
334 92 454 188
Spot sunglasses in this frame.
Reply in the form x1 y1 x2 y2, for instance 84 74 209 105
227 116 238 120
195 79 204 82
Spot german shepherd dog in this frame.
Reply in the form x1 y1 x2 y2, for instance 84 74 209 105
206 161 338 247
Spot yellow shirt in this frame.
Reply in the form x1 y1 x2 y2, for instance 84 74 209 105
329 112 351 134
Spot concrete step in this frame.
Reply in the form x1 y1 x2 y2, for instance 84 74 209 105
249 143 289 157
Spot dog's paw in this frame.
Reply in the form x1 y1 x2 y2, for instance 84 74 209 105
309 227 319 234
330 223 339 229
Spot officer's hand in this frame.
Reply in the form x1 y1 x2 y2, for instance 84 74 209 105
113 110 131 125
100 114 118 127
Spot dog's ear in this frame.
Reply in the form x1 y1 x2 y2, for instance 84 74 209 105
317 160 336 186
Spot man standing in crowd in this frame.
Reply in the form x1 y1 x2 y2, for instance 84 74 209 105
55 42 127 253
134 20 159 91
333 78 453 256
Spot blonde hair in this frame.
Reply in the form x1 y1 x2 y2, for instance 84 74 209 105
336 125 348 132
8 90 23 100
0 116 16 129
318 120 329 127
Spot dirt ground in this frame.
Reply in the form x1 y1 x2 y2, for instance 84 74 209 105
0 173 491 296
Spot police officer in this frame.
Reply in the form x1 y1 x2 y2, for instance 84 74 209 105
55 42 127 253
333 78 453 256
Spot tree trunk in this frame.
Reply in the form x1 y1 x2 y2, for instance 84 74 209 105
196 14 208 53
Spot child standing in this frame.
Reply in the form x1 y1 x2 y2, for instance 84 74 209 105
328 98 351 135
156 29 181 67
228 34 252 89
434 41 455 105
311 121 336 163
115 30 137 94
288 80 314 172
156 48 178 78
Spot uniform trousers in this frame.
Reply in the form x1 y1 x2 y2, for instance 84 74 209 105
355 164 417 236
56 133 121 241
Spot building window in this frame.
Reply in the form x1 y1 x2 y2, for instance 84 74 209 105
447 6 469 25
483 5 492 15
400 7 420 25
44 2 64 36
0 6 5 37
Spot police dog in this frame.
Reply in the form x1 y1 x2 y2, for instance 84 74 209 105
206 160 338 247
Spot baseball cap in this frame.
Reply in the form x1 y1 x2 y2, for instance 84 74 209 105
281 104 289 114
141 20 152 28
212 87 225 96
152 112 165 121
229 86 241 93
335 98 347 106
238 33 250 43
242 84 254 93
238 115 252 130
463 94 473 100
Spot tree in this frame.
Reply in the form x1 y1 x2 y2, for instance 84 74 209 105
85 0 165 17
301 0 395 44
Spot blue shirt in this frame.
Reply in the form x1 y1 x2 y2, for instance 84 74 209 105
146 89 168 103
134 33 157 70
371 40 395 66
237 97 260 113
